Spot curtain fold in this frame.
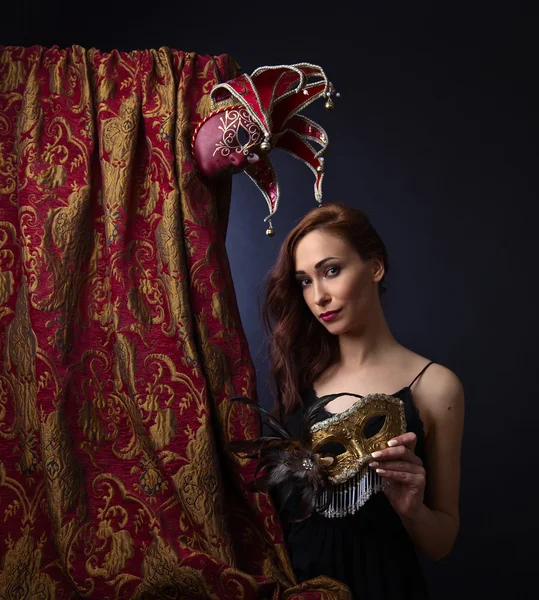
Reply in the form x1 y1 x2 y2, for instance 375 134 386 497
0 45 350 599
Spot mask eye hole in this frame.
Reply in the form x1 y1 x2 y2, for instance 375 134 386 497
318 442 347 457
364 415 386 439
237 125 249 148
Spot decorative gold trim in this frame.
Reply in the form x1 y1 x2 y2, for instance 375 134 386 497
310 393 406 484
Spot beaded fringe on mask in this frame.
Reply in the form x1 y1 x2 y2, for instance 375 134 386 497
315 466 387 518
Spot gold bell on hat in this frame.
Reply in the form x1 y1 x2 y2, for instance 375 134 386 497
266 223 275 236
325 87 340 110
260 136 271 152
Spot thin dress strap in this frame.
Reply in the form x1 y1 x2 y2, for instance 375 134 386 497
408 361 435 389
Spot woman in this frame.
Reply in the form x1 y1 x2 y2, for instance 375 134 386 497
262 202 464 599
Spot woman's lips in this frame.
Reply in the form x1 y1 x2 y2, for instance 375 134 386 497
320 309 342 322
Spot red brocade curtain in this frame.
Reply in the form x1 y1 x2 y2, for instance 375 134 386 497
0 46 350 599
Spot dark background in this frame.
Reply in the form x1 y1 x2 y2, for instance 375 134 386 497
2 1 537 598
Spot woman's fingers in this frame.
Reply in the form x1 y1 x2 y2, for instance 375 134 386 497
387 432 417 450
369 460 425 476
370 443 422 465
373 468 425 484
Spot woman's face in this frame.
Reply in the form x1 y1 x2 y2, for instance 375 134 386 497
293 229 383 335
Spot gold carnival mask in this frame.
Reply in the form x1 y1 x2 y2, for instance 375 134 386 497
310 393 406 518
228 392 406 521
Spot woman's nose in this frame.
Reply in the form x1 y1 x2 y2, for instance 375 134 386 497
314 283 330 306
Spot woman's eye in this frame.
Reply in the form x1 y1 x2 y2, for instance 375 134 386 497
300 278 311 287
326 266 340 277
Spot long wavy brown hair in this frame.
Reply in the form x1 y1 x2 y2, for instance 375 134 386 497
262 202 389 417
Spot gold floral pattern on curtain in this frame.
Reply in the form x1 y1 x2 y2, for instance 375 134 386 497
0 45 350 599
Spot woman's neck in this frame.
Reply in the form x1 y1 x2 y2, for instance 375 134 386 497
337 306 398 371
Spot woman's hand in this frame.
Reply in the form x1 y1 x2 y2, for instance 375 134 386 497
368 432 426 519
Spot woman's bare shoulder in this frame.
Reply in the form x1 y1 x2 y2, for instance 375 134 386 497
408 353 464 416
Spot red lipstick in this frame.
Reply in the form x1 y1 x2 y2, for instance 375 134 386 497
320 309 341 322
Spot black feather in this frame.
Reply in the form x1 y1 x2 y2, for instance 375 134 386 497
228 437 284 458
227 394 335 520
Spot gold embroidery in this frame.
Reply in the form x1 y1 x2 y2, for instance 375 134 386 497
0 460 56 595
0 530 57 598
175 423 234 563
86 474 154 592
17 63 43 154
0 140 17 204
86 517 134 579
0 46 329 598
41 185 93 352
0 48 26 93
0 222 16 319
41 409 85 521
127 285 153 328
149 407 177 450
2 284 39 477
197 312 234 397
99 93 139 244
155 188 198 366
78 400 105 444
132 533 222 600
131 452 168 499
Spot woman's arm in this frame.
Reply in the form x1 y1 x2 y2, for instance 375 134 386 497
369 366 465 560
406 367 464 559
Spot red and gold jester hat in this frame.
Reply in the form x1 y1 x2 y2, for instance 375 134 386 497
191 63 338 235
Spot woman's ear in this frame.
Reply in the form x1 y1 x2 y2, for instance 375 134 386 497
372 258 385 283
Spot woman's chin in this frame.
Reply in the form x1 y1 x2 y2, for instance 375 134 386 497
322 321 347 335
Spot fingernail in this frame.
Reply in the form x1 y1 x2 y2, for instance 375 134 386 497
371 451 382 458
369 461 379 468
387 439 398 447
376 468 386 474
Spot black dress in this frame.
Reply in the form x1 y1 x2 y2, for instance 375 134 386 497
274 364 434 599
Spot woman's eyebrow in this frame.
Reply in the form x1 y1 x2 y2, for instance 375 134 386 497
295 256 339 275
